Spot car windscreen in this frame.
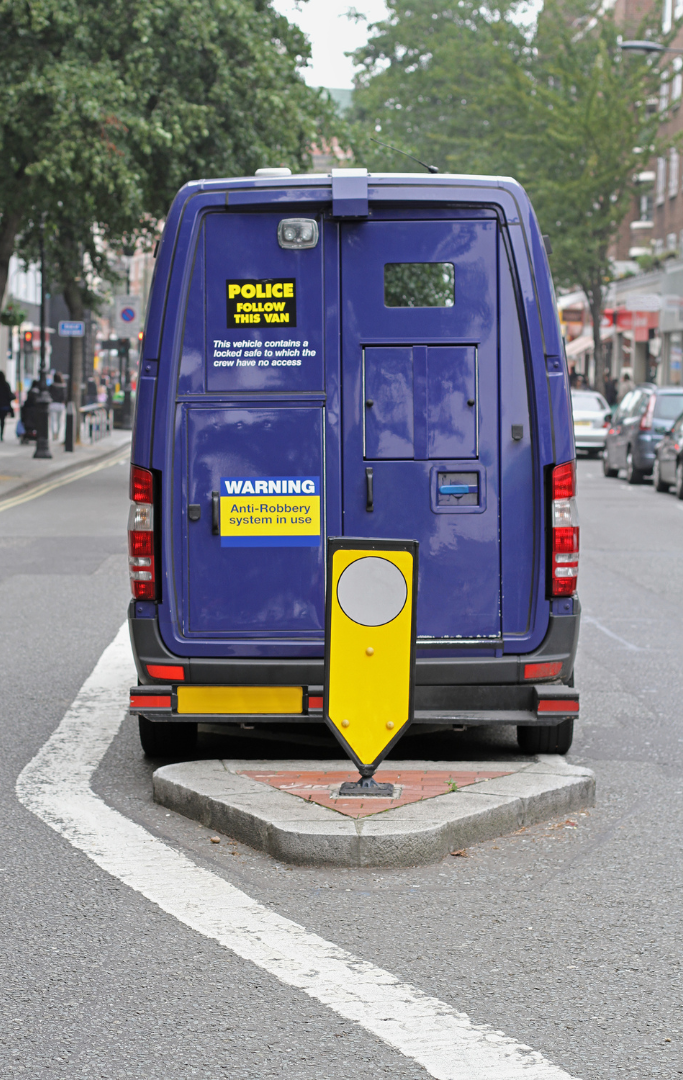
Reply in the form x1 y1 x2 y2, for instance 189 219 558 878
654 394 683 420
571 393 606 412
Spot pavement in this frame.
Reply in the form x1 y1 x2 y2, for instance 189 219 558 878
153 755 596 866
0 411 131 504
0 456 682 1079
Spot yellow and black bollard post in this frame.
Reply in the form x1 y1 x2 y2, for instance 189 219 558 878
324 537 418 796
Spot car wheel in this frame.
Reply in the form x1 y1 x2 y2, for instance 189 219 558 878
625 449 643 485
602 450 618 478
653 458 670 492
517 719 574 755
138 716 197 758
586 448 600 458
676 462 683 500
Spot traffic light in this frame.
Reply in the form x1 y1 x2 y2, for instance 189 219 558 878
23 330 33 350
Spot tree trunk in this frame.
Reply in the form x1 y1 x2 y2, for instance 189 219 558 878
0 211 22 306
586 285 605 396
63 277 85 423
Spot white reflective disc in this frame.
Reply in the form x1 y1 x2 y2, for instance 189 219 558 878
336 556 407 627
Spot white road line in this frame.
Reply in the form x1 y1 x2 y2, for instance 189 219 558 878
582 615 642 652
16 625 578 1080
0 445 130 514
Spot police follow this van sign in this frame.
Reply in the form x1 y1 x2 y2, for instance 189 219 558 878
226 278 296 327
220 476 321 547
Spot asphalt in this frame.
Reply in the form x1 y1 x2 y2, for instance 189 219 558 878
0 455 681 1078
0 411 131 503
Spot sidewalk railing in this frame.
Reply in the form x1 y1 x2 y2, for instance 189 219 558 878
79 403 113 444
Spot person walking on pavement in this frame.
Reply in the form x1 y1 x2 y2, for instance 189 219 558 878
49 371 66 441
617 370 635 403
0 370 16 440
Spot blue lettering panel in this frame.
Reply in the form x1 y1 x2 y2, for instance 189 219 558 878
205 212 324 392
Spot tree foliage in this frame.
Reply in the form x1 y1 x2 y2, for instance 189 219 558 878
351 0 674 387
0 0 336 400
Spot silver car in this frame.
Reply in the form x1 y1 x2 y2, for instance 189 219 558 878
571 389 611 455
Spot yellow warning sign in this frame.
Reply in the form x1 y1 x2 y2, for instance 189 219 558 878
324 538 418 770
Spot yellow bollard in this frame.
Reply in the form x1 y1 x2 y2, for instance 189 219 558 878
324 538 418 776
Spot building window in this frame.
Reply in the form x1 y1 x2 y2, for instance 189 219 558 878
668 232 678 251
654 238 664 256
660 72 670 112
664 0 673 32
656 156 667 205
675 0 683 18
674 57 683 103
670 150 679 197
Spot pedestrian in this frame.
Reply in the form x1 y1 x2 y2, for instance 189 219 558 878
0 370 16 440
605 374 618 407
617 370 635 403
49 372 66 440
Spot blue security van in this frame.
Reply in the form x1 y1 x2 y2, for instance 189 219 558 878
127 168 580 757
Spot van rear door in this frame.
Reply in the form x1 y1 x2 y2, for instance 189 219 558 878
173 211 326 641
340 218 501 642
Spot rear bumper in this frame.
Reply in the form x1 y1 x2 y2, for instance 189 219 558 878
130 682 579 727
128 601 580 728
574 432 606 449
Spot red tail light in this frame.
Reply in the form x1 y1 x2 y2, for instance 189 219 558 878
639 394 655 432
128 465 155 600
551 460 578 597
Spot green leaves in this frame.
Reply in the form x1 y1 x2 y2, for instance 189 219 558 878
0 0 336 308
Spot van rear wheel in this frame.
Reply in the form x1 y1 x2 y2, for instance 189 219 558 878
517 719 574 755
139 716 197 758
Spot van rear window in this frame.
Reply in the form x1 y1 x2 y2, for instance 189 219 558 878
384 263 454 308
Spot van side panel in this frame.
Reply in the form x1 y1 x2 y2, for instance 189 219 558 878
177 221 205 396
499 238 536 638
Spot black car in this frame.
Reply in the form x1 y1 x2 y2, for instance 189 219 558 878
653 409 683 497
603 384 683 483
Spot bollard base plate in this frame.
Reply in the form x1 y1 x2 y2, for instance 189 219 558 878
338 776 396 798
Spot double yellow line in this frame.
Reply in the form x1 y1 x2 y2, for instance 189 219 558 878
0 445 131 515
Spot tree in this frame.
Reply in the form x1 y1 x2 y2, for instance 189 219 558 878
351 0 673 392
0 0 337 402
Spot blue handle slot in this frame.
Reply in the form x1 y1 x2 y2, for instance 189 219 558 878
439 484 475 495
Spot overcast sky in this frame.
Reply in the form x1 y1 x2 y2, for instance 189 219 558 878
272 0 389 89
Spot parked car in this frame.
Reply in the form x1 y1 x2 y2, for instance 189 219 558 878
603 384 683 483
571 389 611 455
653 409 683 497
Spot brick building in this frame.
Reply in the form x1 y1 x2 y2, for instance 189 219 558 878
608 0 683 386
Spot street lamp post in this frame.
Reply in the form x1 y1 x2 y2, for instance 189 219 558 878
620 39 683 55
33 219 52 460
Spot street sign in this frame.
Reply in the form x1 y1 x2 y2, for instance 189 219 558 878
58 321 85 338
114 294 142 336
324 537 418 774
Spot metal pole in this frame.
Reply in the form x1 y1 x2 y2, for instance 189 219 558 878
121 338 132 429
34 218 52 459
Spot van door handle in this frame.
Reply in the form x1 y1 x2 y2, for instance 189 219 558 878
365 467 374 512
212 491 220 535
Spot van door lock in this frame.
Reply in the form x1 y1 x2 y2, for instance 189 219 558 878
188 504 201 522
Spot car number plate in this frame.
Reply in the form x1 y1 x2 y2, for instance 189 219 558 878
574 420 591 427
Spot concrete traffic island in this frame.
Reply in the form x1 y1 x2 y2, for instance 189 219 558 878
153 755 595 867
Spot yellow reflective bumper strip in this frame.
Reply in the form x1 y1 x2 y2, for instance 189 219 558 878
176 686 303 715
